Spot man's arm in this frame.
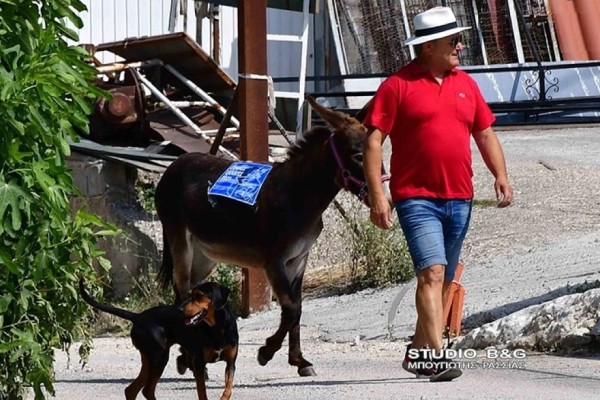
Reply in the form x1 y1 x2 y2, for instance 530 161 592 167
364 127 393 228
472 127 513 207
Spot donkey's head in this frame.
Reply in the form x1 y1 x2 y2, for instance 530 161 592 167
305 95 375 204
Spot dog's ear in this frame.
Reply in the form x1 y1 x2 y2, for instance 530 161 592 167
215 285 231 310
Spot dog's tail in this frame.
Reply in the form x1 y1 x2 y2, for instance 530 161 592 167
79 278 139 322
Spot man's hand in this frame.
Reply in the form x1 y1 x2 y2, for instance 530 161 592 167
495 178 513 208
369 192 393 229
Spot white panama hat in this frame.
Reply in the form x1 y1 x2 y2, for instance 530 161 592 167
404 6 470 46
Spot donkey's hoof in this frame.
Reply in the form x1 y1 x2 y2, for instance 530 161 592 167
257 354 268 366
257 347 272 366
298 366 317 377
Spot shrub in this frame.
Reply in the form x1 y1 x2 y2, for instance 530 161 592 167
344 204 414 289
0 1 114 398
207 264 243 316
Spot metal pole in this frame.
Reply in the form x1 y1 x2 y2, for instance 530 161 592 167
295 0 311 133
211 4 221 63
168 0 179 32
512 0 546 101
161 62 241 128
136 72 238 160
326 0 349 76
544 0 562 62
400 0 415 59
507 0 525 63
210 86 239 155
471 0 489 65
238 0 272 316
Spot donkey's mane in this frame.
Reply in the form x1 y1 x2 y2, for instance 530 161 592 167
283 126 331 162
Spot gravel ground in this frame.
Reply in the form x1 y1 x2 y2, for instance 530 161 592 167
53 125 600 399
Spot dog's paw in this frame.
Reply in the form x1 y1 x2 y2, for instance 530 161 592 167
176 355 188 375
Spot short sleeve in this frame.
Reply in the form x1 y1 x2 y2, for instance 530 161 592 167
470 78 495 132
362 77 401 135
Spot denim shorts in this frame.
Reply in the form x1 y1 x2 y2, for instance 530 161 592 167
394 198 472 282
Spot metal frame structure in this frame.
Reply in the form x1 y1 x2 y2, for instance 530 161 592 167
268 0 311 133
295 63 600 123
281 0 600 125
283 57 600 125
97 59 239 160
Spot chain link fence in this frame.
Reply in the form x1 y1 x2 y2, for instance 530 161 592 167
333 0 558 74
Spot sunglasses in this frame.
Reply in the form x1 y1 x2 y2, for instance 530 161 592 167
450 35 462 47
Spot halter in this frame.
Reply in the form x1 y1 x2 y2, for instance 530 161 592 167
328 133 390 204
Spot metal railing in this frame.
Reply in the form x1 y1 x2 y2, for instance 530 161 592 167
276 59 600 125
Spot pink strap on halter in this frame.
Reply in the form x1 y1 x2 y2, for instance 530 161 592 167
328 133 390 203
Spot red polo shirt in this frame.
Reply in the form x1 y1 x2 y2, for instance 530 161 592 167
363 60 495 201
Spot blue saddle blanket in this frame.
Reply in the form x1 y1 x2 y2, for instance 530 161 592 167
208 161 273 206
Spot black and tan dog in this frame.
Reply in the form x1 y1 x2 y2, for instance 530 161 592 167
79 279 238 400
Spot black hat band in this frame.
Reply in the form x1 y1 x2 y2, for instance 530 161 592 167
414 21 458 37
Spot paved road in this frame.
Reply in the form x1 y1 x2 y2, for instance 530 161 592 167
52 126 600 399
54 335 600 399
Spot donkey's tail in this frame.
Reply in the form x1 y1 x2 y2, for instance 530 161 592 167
158 228 174 290
79 278 139 322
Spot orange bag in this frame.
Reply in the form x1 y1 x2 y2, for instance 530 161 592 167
443 262 465 337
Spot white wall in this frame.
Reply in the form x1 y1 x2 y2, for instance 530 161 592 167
75 0 196 62
73 0 315 94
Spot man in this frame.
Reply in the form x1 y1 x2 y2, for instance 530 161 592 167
363 6 513 382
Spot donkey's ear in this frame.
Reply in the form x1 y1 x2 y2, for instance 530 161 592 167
305 95 360 132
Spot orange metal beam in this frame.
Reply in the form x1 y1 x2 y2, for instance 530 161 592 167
573 0 600 59
549 0 589 60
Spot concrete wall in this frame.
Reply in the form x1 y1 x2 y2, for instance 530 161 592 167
68 153 160 296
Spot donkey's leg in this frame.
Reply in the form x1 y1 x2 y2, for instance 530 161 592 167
257 261 295 366
190 243 217 285
286 254 315 376
169 227 194 303
257 258 315 376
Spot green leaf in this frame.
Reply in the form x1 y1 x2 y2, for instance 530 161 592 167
32 162 55 192
0 1 116 395
97 257 112 272
0 338 25 355
33 252 50 282
7 118 26 135
0 294 14 314
56 22 79 41
0 248 19 274
0 177 32 232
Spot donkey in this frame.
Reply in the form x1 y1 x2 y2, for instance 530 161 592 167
155 96 382 377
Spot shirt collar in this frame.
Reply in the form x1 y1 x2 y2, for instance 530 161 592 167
405 59 458 79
